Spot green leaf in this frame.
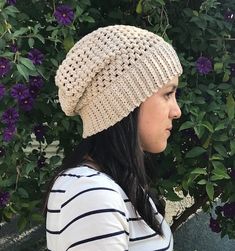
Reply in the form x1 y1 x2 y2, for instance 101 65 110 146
76 5 84 16
218 83 231 90
155 0 165 5
206 182 214 200
214 133 229 142
215 123 226 131
46 25 57 31
17 216 27 233
1 52 14 57
50 58 58 67
4 5 19 17
0 0 5 9
36 66 47 79
197 111 206 121
28 38 35 48
212 161 225 170
4 5 19 13
35 34 45 44
50 155 61 165
194 125 205 139
63 36 74 52
80 0 91 6
62 119 70 130
3 210 14 221
81 15 95 23
0 38 6 50
18 187 29 198
200 121 214 133
226 93 235 120
211 174 229 181
230 141 235 156
179 121 194 131
136 0 143 14
165 189 182 202
16 64 29 81
191 168 207 175
19 57 36 71
211 168 230 180
13 27 28 37
25 162 35 175
185 146 206 158
209 154 224 161
198 179 207 185
31 213 44 223
214 62 223 72
202 134 211 149
182 179 189 190
210 161 230 180
213 144 228 157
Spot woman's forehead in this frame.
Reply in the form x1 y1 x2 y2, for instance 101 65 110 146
163 76 179 89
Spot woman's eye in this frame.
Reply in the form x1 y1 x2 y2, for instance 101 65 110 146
165 91 174 99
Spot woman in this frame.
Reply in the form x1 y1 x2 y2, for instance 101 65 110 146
46 24 182 251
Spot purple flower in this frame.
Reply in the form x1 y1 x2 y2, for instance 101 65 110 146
6 0 16 5
29 76 44 88
54 5 74 26
222 202 235 218
196 56 213 75
11 83 35 111
10 42 18 53
28 85 38 98
37 155 46 168
3 125 16 142
0 57 11 77
28 49 44 65
19 95 34 111
11 83 28 100
0 146 6 158
209 217 221 233
224 10 235 22
229 64 235 77
2 107 19 125
33 124 47 141
29 76 44 98
0 84 6 100
0 191 10 207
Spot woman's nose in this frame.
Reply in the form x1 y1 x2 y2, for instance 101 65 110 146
171 101 181 119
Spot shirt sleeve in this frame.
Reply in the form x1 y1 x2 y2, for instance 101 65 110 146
46 175 129 251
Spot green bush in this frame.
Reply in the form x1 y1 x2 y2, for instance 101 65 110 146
0 0 234 239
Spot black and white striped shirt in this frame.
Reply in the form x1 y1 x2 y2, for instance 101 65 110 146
46 165 173 251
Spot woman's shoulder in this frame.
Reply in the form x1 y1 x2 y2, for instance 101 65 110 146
51 165 122 193
48 165 129 210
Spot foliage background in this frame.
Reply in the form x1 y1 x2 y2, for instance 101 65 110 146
0 0 234 244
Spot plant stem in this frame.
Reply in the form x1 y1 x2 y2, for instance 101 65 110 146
171 187 223 232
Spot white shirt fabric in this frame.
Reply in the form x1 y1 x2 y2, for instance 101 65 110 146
46 165 173 251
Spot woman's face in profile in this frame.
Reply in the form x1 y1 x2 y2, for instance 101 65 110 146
138 76 181 153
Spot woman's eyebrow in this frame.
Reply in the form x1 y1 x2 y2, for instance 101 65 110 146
168 84 178 91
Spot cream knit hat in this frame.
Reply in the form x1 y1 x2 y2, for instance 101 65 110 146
55 25 183 138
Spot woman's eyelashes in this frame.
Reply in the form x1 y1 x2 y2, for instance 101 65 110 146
164 91 175 99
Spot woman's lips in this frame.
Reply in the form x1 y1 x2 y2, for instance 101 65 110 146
166 127 172 137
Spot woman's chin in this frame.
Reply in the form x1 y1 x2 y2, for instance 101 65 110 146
143 142 167 154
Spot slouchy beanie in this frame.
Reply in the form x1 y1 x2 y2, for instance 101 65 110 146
55 24 183 138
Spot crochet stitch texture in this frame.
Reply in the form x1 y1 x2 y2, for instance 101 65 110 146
55 25 183 138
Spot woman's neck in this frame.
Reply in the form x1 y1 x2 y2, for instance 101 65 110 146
82 155 101 171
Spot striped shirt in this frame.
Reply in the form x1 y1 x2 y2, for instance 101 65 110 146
46 165 173 251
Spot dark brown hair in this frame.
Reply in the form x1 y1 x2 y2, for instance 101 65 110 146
44 106 165 235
